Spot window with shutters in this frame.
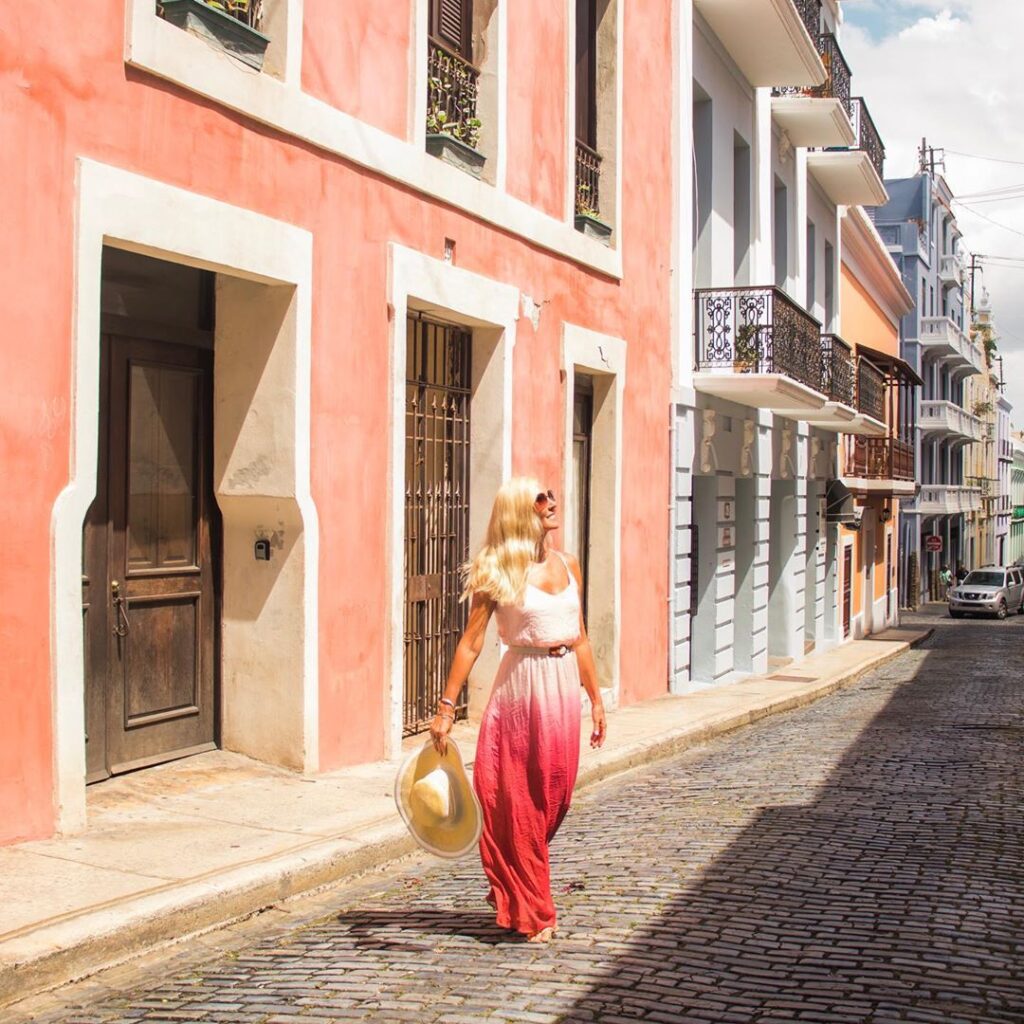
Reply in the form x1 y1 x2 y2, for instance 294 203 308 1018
573 0 617 244
426 0 493 175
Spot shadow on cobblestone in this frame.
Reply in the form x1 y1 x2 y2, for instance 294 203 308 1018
337 909 512 948
553 628 1024 1024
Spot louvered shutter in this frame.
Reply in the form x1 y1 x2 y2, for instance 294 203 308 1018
575 0 596 145
432 0 471 57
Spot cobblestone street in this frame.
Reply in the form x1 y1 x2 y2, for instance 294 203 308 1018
17 609 1024 1024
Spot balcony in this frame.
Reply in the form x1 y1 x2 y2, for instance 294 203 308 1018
915 485 982 516
843 436 916 497
806 98 888 207
771 33 855 148
694 0 825 88
940 253 965 289
919 316 984 375
999 438 1014 462
693 286 827 414
425 39 484 175
919 399 984 443
803 334 857 430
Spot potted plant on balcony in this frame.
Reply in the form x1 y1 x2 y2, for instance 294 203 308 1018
158 0 270 71
425 48 486 178
574 182 612 244
425 106 485 177
733 323 760 374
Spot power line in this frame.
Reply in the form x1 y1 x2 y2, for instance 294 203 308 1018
952 199 1024 240
946 149 1024 167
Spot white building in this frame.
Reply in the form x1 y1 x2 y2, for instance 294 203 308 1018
670 0 889 688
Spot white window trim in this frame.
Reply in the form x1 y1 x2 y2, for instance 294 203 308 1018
54 158 318 832
561 324 625 708
386 244 517 758
125 0 620 279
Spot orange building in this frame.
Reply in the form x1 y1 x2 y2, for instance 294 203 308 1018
837 207 919 637
0 1 673 845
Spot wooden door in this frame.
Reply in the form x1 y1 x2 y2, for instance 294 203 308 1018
572 378 593 623
83 335 219 780
842 544 853 639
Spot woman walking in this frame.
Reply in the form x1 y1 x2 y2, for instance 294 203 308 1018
429 477 606 942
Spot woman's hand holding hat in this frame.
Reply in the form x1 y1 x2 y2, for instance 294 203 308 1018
429 709 454 755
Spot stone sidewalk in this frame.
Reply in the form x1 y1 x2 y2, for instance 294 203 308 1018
0 628 929 1010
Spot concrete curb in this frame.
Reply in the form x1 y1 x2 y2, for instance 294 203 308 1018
0 631 930 1010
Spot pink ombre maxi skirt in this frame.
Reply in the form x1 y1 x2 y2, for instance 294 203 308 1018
473 571 582 936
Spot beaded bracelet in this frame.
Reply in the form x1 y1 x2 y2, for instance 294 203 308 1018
438 697 456 710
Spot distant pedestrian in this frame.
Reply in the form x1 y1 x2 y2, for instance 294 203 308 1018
429 477 606 943
940 564 953 597
956 563 968 585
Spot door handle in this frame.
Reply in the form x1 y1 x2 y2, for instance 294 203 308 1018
111 581 130 637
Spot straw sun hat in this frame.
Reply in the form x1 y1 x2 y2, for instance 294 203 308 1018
394 738 483 859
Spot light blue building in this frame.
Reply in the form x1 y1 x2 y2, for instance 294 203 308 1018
872 168 985 604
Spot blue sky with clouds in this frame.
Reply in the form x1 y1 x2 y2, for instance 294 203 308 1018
840 0 1024 422
844 3 967 41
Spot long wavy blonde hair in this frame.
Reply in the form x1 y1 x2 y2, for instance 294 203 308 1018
462 477 545 605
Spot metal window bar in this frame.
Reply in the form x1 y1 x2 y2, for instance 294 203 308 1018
851 97 885 180
575 139 603 217
856 357 886 422
820 334 855 406
427 38 481 149
694 285 823 393
403 315 472 736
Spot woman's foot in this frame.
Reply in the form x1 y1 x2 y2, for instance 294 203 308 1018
526 926 555 943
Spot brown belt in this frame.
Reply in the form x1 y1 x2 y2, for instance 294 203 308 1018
507 643 577 658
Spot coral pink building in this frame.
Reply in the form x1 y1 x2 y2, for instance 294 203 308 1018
1 0 673 844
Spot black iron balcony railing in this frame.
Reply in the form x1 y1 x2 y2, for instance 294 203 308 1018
575 140 602 216
794 0 822 41
820 334 855 406
857 357 886 421
851 97 884 179
848 437 915 482
774 33 851 120
694 286 822 392
427 38 481 148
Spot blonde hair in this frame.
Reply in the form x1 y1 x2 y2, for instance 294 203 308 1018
462 477 545 605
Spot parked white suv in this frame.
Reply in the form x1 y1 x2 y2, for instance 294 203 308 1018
948 566 1024 619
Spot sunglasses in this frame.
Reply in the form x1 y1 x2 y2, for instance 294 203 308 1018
535 489 557 506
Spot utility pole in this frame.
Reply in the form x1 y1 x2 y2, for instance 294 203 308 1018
968 254 984 318
919 137 945 176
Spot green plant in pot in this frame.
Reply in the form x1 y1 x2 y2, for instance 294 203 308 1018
733 323 760 373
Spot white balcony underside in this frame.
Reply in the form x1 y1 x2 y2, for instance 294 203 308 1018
692 372 826 414
695 0 825 87
771 97 855 148
842 476 917 498
806 151 889 207
844 414 888 438
799 401 857 431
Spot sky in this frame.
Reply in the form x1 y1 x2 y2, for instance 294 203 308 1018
840 0 1024 424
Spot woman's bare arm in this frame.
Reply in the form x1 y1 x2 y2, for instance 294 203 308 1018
564 553 607 748
429 592 495 753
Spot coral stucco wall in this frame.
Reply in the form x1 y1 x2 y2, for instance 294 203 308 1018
840 266 899 358
0 0 672 843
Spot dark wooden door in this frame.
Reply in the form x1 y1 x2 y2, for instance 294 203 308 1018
842 544 853 639
83 335 218 780
573 379 593 622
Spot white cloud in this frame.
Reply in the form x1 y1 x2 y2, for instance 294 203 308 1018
842 0 1024 421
